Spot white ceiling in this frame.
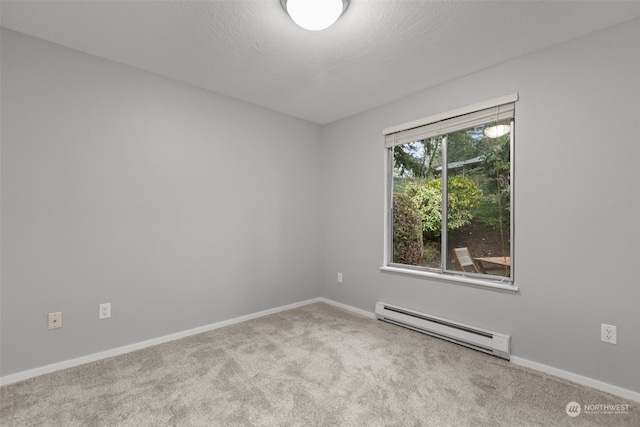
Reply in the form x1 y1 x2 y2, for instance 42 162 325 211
2 1 639 124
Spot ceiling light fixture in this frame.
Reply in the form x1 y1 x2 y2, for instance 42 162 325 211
281 0 349 31
483 124 511 138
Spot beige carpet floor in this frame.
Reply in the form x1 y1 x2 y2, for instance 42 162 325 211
1 302 638 426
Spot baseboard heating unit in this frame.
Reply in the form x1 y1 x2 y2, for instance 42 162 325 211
375 302 511 360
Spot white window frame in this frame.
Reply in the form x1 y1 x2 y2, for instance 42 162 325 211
380 94 519 292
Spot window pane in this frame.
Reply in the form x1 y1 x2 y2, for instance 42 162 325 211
446 121 511 278
391 137 443 269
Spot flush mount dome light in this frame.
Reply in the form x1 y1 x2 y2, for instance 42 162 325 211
484 124 511 138
281 0 349 31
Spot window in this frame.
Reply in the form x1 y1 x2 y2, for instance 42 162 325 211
383 95 517 288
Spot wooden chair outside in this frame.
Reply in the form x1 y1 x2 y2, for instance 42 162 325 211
452 247 479 273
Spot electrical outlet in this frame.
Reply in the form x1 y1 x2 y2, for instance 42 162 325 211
337 272 343 283
99 303 111 319
48 312 62 330
601 323 617 344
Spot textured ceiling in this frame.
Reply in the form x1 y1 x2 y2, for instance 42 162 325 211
2 1 639 124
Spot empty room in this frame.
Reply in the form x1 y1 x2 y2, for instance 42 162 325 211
1 1 639 426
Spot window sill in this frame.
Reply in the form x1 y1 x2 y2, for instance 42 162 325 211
379 266 519 293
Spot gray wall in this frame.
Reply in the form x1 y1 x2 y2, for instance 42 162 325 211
2 20 639 394
320 19 640 392
1 29 322 375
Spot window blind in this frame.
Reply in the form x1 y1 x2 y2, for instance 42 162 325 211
384 98 516 149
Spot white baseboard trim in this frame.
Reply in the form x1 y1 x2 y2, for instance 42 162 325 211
3 297 638 404
320 300 640 402
0 297 324 387
511 356 640 402
317 297 377 319
324 299 640 403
